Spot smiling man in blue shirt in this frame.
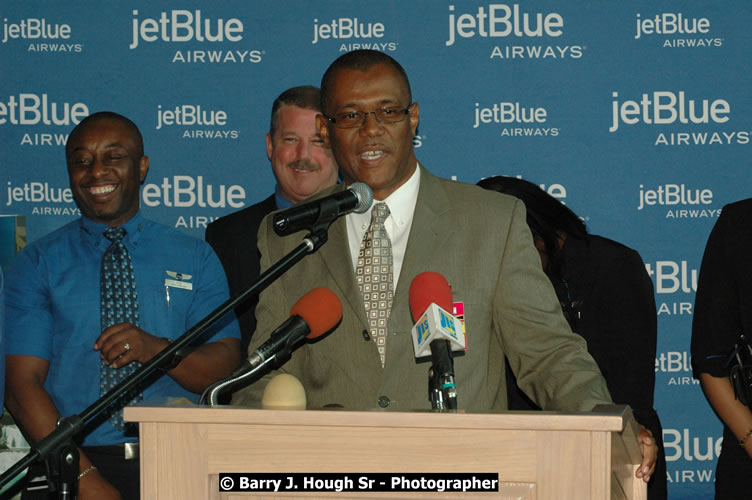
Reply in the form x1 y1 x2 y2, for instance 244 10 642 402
4 111 242 500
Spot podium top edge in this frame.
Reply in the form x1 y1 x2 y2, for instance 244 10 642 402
124 399 632 432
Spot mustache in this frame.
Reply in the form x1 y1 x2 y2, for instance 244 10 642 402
287 160 320 172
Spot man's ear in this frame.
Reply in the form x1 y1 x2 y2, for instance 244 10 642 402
266 133 273 161
316 114 331 148
409 102 420 137
139 156 150 183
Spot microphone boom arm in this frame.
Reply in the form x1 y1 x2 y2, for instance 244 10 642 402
0 226 332 493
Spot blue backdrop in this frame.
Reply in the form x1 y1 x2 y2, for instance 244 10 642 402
2 2 749 497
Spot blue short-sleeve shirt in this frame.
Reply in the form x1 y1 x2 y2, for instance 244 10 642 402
5 213 240 446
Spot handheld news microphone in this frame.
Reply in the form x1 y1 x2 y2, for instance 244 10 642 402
409 272 465 410
200 287 343 405
273 182 373 235
246 287 343 371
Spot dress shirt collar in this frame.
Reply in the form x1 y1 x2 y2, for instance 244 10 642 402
346 164 421 285
79 212 145 249
349 164 421 231
274 184 294 210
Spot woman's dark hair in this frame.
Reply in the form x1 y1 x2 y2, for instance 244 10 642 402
476 175 588 277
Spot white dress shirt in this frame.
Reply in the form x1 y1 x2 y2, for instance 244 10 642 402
346 165 420 289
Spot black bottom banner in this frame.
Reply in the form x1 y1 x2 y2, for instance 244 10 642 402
218 473 500 493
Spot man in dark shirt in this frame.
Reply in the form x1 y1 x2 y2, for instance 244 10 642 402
205 86 338 351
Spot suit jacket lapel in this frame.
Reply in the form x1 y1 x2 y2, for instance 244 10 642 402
316 187 370 330
392 166 452 319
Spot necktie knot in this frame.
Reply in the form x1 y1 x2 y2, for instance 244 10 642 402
371 203 390 225
104 227 126 243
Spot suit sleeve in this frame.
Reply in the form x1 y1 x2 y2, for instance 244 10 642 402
231 215 293 406
496 200 613 412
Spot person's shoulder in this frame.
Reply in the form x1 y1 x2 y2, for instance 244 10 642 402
720 197 752 221
578 235 648 281
587 234 637 256
6 220 81 281
709 198 752 247
429 171 519 209
18 220 80 255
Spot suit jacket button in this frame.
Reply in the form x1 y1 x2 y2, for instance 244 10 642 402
362 329 371 341
377 396 390 408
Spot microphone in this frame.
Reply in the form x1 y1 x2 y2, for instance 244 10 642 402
262 374 306 410
273 182 373 236
409 272 465 358
200 287 342 405
245 286 343 372
409 272 465 410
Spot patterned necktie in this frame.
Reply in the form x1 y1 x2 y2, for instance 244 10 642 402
100 227 142 430
356 203 394 367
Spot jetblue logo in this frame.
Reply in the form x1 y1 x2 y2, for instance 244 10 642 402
156 104 227 129
141 176 246 209
312 18 384 44
473 101 559 137
155 104 239 139
663 428 721 462
655 352 691 373
130 10 243 49
610 91 730 133
645 260 697 294
0 94 88 126
634 13 710 39
2 18 70 42
474 101 547 127
638 184 712 210
609 91 749 146
6 181 73 206
446 4 564 46
633 12 722 49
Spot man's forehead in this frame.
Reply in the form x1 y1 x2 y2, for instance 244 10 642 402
328 66 408 105
275 105 319 134
68 119 139 148
278 104 316 120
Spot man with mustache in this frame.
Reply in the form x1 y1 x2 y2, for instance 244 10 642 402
206 86 338 352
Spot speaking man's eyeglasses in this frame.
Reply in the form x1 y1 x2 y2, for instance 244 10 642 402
324 104 412 129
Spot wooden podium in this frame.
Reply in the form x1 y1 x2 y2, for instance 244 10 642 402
124 402 646 500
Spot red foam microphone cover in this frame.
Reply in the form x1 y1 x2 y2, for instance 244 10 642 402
290 287 343 339
408 272 453 322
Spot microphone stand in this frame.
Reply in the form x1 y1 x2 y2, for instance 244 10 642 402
200 356 276 406
428 361 458 411
428 367 445 410
428 367 458 411
0 209 340 497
